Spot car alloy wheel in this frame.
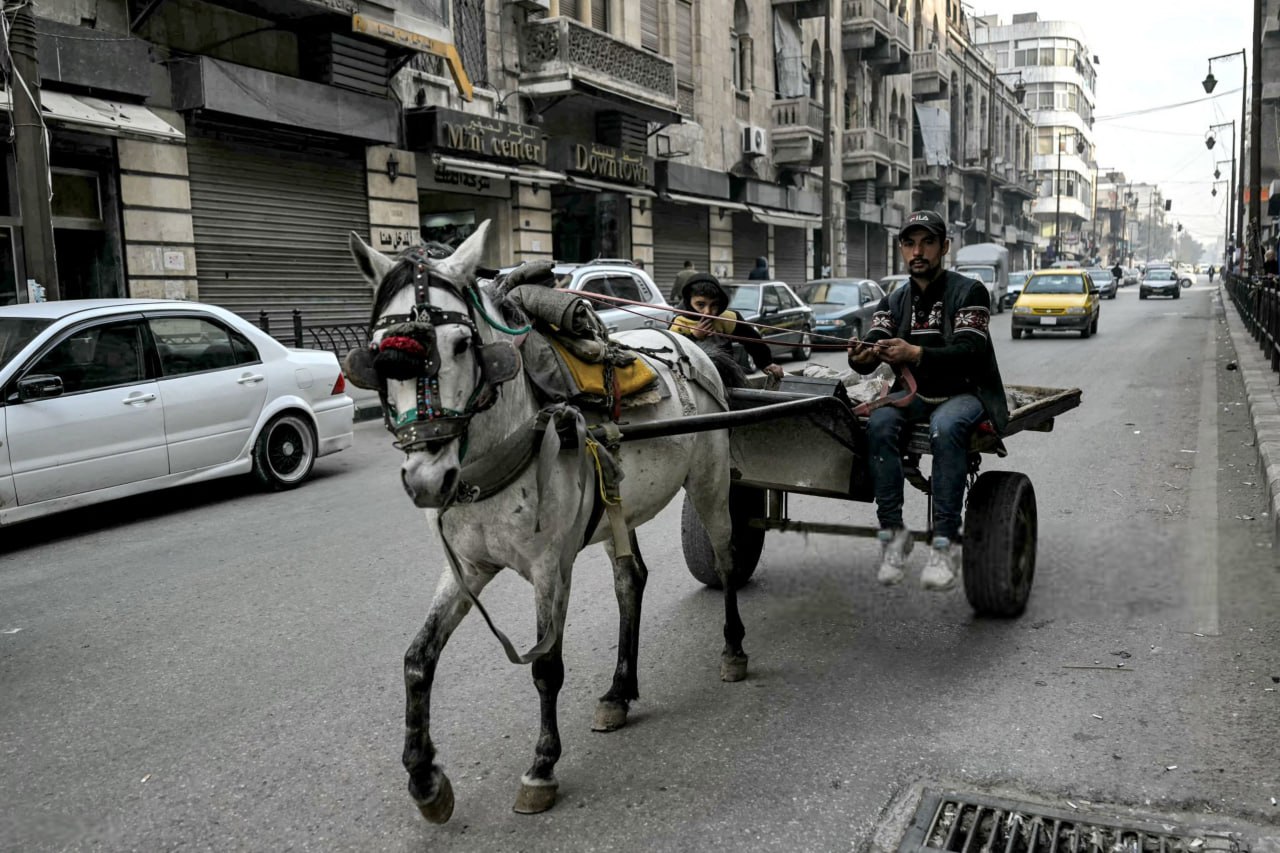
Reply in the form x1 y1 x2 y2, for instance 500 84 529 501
253 412 317 491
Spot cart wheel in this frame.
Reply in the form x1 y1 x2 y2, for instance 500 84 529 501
962 471 1036 617
680 486 765 589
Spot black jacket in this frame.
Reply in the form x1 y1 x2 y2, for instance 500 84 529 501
855 270 1009 434
747 257 770 280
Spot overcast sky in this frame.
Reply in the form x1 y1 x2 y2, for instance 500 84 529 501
969 1 1255 248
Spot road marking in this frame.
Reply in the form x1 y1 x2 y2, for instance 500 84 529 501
1184 318 1220 636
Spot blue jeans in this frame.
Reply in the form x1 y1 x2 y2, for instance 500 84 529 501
865 393 986 540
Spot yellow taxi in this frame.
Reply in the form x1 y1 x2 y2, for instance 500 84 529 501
1010 268 1101 339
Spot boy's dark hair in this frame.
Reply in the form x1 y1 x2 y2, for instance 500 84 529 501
685 278 725 310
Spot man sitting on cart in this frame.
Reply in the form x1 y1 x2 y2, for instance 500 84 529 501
848 210 1009 591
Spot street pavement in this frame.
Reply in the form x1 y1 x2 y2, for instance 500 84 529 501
2 278 1279 852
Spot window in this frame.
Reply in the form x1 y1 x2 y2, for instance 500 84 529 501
641 0 659 51
580 275 644 303
453 0 488 87
149 316 258 377
589 0 607 32
777 288 799 310
675 0 694 91
762 287 782 314
31 321 147 394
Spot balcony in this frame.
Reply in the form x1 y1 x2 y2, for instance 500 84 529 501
771 96 824 166
842 0 911 74
842 127 909 189
912 158 945 187
772 0 829 19
518 16 679 122
910 49 948 97
1006 172 1041 199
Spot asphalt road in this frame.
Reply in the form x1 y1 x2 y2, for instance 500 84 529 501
3 278 1279 852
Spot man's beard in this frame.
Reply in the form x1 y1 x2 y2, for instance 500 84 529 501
908 257 942 280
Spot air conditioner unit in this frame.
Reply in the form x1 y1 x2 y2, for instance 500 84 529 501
742 125 768 157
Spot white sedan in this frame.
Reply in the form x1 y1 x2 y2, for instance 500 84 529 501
0 299 354 525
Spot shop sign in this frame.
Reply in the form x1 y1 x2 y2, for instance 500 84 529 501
430 108 547 167
419 161 511 198
553 140 654 187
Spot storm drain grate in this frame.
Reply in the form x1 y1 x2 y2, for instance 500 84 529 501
898 791 1245 853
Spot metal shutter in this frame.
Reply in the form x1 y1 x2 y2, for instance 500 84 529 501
590 0 608 30
867 226 889 280
732 212 767 278
652 200 709 300
559 0 579 19
187 131 372 329
847 220 869 277
640 0 659 51
774 226 807 287
675 0 693 84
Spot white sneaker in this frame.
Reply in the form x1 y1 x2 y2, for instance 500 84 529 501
921 536 959 591
876 528 913 585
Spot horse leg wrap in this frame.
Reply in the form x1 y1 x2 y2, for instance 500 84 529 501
606 503 632 560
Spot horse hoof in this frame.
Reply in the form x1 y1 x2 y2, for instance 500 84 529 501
591 700 629 732
720 654 748 683
415 774 455 824
513 779 558 814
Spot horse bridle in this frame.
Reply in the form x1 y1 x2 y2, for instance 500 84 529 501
343 247 523 454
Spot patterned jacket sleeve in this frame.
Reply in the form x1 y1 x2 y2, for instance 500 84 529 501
863 295 894 342
917 279 991 373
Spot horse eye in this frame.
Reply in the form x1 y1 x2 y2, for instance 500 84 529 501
452 337 469 357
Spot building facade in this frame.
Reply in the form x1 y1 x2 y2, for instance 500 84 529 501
972 12 1098 264
7 0 1040 320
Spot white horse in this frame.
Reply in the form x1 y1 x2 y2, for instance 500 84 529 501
348 222 748 823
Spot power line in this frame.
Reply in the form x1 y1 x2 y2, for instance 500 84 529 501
1095 87 1243 122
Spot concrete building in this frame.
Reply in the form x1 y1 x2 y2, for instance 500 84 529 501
909 0 1037 270
972 12 1098 264
5 0 1041 320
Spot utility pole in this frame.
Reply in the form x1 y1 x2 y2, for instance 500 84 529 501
9 3 59 299
984 72 995 241
820 6 833 278
1250 0 1263 275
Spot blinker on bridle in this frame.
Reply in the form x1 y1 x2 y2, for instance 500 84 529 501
343 245 523 454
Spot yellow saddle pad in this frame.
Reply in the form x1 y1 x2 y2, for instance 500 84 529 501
548 340 657 400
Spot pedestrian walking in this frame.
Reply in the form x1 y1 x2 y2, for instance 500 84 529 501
747 256 770 280
847 210 1008 593
1207 265 1216 283
670 260 697 303
1265 249 1278 276
1110 261 1123 288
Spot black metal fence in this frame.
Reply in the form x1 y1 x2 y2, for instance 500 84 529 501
1226 272 1280 376
257 310 368 358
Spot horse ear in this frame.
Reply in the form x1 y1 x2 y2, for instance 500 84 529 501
350 231 394 288
437 219 491 284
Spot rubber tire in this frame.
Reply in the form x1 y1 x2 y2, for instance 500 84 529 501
252 412 317 491
1108 291 1117 299
680 486 765 589
1173 288 1181 300
1139 291 1147 299
962 471 1037 617
1011 328 1022 340
1090 314 1099 335
1079 321 1091 339
994 295 1004 314
791 328 813 361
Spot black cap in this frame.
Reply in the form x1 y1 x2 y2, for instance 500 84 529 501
899 210 947 241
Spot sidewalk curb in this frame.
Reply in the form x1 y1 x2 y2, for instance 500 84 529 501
1219 284 1280 546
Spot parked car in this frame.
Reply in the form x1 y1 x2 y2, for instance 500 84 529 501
1085 267 1118 299
0 299 355 525
1004 270 1031 308
1122 267 1140 286
1010 270 1101 339
1139 267 1181 299
879 274 910 296
493 260 673 333
796 278 885 341
722 281 815 364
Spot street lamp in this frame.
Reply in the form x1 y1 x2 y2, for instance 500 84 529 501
1203 50 1247 271
1053 129 1086 258
984 69 1025 241
1209 121 1237 270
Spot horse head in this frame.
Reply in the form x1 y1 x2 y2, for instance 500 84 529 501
348 221 520 508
